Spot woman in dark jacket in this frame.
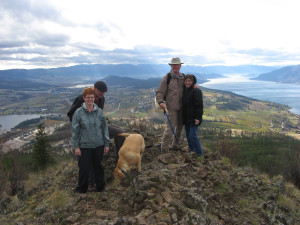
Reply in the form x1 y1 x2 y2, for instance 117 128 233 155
182 74 204 155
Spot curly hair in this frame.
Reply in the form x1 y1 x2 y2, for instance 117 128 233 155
83 87 95 97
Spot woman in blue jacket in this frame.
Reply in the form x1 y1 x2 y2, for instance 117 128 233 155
71 87 110 193
182 74 204 155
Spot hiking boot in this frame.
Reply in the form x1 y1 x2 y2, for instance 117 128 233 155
170 147 181 151
96 186 105 192
74 188 87 194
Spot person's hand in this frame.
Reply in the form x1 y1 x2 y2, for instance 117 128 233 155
104 147 109 155
75 148 81 156
159 102 165 109
195 119 200 125
193 83 199 88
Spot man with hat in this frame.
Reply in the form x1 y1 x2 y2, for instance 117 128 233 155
67 80 125 158
156 57 185 152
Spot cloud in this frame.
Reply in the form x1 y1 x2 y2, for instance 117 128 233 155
0 0 60 22
0 41 27 49
234 49 285 57
32 32 70 47
1 0 300 69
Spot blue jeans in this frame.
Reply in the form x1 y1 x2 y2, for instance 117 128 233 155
185 125 203 155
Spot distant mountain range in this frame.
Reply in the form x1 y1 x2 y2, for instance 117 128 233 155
102 75 161 89
0 63 282 89
253 64 300 84
0 78 55 90
102 74 209 89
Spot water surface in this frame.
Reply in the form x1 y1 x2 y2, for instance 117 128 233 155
0 114 41 131
201 76 300 115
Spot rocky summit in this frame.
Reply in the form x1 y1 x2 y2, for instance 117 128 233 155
0 139 300 225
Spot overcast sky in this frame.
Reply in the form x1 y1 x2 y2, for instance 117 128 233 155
1 0 300 69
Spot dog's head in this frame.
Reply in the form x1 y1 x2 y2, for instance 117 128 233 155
114 167 126 179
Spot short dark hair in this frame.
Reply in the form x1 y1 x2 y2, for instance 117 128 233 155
94 81 107 92
185 74 195 81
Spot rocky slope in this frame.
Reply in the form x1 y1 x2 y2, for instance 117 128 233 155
1 136 300 225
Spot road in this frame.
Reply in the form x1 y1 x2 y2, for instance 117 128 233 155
106 103 120 116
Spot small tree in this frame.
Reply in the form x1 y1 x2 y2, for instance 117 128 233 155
31 124 53 171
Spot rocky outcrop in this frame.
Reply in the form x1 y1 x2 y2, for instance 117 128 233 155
0 145 300 225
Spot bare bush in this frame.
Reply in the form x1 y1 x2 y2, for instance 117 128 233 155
0 151 8 195
0 151 28 196
288 144 300 189
216 138 241 164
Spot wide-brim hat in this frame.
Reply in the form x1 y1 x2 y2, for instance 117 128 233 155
168 57 184 65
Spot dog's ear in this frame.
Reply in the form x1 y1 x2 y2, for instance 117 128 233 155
114 167 126 179
117 133 130 137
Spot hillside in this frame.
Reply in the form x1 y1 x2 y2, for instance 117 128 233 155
0 78 56 90
1 83 300 224
254 64 300 84
1 125 299 225
200 87 300 134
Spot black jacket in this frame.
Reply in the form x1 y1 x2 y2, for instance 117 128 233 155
67 94 105 122
182 77 203 126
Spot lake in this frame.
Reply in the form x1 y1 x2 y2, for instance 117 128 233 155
0 114 42 132
201 75 300 115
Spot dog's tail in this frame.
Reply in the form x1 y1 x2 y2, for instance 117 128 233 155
117 133 131 137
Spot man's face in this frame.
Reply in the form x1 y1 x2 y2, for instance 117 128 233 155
171 64 181 74
94 88 105 100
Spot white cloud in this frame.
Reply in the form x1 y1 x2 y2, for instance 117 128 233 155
0 0 300 69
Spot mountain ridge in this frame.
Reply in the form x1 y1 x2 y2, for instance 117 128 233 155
0 64 280 88
102 75 209 89
253 64 300 84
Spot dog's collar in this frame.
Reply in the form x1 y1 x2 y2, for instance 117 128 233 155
118 166 128 176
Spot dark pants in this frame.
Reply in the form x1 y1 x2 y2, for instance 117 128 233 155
76 146 105 193
108 125 126 159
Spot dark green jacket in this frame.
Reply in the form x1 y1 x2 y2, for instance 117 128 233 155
71 103 109 148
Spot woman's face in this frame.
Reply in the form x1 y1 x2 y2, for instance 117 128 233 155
83 94 95 106
184 78 193 88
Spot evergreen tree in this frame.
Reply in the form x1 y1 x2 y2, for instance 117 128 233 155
31 124 53 171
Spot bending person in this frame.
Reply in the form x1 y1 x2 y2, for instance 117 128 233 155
67 81 125 159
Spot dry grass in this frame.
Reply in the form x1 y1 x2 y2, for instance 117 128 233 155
49 190 70 210
285 182 300 200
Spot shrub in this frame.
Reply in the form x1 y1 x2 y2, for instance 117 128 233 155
216 137 241 165
0 151 28 195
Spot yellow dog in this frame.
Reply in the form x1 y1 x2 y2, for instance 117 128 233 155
114 133 145 179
